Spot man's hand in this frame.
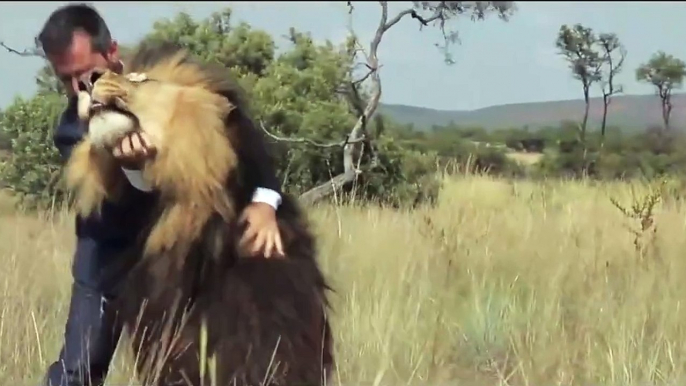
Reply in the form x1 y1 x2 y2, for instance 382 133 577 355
239 202 284 259
112 131 157 169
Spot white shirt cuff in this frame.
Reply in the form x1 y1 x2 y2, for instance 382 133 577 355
252 187 282 210
121 167 282 209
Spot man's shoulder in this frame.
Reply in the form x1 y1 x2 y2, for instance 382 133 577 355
52 96 84 159
59 95 78 122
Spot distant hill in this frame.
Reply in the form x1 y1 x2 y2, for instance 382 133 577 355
379 93 686 132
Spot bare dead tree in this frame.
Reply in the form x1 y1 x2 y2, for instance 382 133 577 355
265 1 516 205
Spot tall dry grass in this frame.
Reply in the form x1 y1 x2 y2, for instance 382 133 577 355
2 176 686 385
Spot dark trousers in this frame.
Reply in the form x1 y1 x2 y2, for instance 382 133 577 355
43 236 137 386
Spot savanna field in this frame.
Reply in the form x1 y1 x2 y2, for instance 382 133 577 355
3 175 686 386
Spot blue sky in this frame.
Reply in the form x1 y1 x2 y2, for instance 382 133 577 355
2 1 686 111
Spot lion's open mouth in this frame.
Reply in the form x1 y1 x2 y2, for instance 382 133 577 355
89 101 138 123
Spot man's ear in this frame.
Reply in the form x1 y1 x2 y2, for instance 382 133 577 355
107 40 123 74
108 39 119 57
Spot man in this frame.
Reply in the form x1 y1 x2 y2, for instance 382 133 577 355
38 4 285 386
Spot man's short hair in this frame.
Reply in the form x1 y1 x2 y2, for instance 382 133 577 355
37 3 112 57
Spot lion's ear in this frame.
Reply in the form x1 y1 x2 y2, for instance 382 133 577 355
218 97 236 118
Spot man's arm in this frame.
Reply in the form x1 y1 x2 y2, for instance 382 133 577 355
232 111 282 209
117 110 283 210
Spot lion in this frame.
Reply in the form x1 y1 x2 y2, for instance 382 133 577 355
63 41 334 386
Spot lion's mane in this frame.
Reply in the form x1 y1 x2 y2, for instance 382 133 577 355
63 42 334 386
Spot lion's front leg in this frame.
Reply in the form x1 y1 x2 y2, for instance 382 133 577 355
63 138 125 217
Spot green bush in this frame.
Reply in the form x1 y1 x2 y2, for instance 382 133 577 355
0 94 67 208
354 137 441 208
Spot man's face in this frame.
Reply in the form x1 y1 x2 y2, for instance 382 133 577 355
47 30 120 96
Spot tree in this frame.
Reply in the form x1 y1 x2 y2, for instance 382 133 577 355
144 10 275 77
636 51 686 132
596 33 626 148
555 24 602 152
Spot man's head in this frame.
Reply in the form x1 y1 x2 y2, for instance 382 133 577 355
37 3 121 96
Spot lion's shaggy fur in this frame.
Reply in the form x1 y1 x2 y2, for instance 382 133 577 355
66 48 239 258
63 42 334 386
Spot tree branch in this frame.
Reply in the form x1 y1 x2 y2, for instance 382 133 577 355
353 67 374 86
0 41 44 58
384 5 444 33
299 169 361 205
259 121 366 149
